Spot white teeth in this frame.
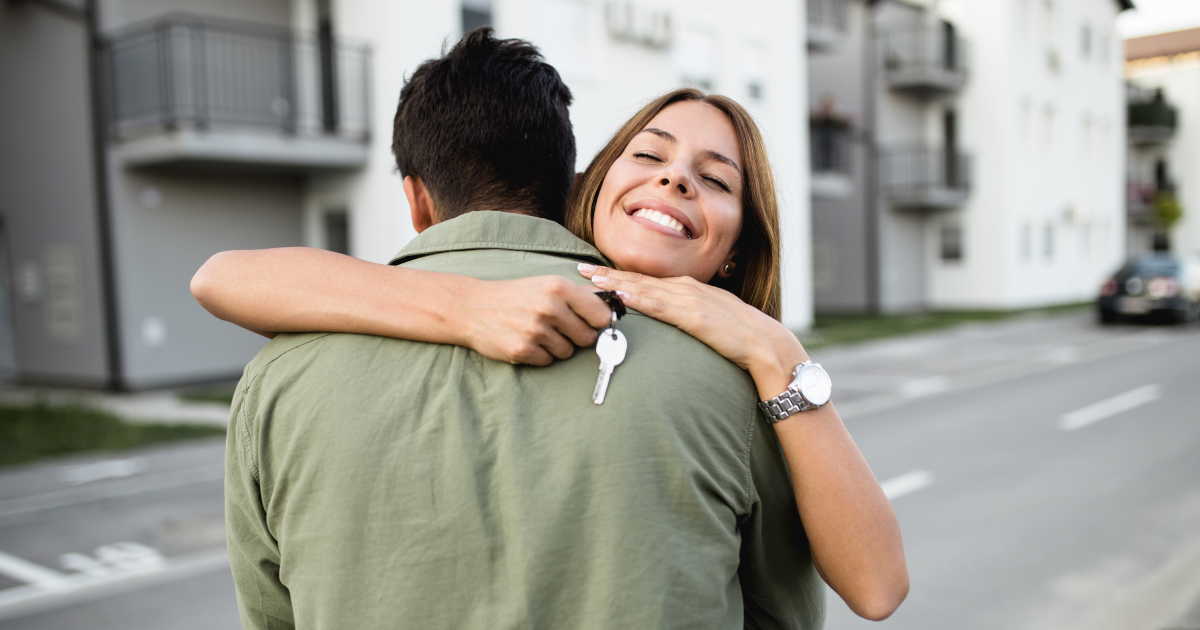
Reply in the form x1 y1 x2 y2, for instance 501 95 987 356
632 208 686 236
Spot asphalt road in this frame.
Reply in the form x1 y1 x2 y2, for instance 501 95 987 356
0 312 1196 629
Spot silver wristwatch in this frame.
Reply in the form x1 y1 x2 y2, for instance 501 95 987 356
758 361 832 424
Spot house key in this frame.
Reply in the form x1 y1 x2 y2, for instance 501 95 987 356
592 325 627 405
592 291 627 404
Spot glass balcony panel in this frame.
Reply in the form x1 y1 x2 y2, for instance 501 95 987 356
880 146 971 209
880 24 969 96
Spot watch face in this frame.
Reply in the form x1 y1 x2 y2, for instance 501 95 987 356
796 365 832 406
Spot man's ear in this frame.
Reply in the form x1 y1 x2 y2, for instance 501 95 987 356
716 247 739 279
404 176 437 233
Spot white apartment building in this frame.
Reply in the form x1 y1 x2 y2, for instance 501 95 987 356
1124 27 1200 257
0 0 809 388
809 0 1129 313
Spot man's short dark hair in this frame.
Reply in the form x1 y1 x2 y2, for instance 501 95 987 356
392 28 575 223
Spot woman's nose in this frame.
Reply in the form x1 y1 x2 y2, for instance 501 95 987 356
658 176 689 196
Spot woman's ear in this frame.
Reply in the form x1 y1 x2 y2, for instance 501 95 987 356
716 247 739 279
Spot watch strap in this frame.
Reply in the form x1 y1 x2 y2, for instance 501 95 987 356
758 387 818 424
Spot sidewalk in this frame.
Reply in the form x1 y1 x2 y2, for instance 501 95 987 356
0 384 232 427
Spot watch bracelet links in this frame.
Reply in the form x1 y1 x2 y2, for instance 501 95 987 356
757 386 814 424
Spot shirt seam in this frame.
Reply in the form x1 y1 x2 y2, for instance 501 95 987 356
741 404 759 515
237 333 336 484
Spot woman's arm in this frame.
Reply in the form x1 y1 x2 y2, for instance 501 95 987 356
581 264 909 621
191 248 613 366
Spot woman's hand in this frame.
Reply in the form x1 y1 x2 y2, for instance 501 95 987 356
454 275 616 366
578 264 807 399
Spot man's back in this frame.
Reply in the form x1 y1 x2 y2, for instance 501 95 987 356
226 213 824 629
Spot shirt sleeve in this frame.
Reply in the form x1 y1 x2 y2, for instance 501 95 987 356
225 383 296 630
737 418 827 630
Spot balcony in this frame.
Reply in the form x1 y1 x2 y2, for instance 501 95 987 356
808 0 849 52
1127 86 1177 145
104 15 371 173
880 146 971 209
810 123 853 199
880 24 968 96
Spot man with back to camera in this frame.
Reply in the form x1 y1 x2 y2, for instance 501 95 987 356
223 28 824 629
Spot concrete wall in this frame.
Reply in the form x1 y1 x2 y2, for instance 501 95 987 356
932 0 1125 309
105 168 301 388
0 3 112 386
809 0 872 312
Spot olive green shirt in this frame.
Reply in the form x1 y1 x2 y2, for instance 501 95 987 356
225 211 825 630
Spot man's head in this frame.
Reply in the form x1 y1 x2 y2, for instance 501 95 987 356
393 28 575 230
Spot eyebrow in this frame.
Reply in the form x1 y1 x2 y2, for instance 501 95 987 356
637 127 742 174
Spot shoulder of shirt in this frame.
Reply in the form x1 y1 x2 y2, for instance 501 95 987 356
237 332 335 396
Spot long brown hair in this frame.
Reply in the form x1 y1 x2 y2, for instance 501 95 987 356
566 88 782 320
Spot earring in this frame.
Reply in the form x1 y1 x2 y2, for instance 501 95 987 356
723 264 733 275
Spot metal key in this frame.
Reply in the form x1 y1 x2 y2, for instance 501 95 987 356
592 328 627 405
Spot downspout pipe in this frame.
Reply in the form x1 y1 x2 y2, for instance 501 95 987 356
864 0 882 314
84 0 124 390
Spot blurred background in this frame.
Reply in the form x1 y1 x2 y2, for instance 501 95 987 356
0 0 1198 628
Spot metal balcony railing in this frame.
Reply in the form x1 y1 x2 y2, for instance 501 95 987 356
880 24 969 95
1127 87 1177 144
808 0 849 51
105 15 371 142
880 146 971 209
810 124 852 175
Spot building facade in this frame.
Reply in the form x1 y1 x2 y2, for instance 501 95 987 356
0 0 810 389
1124 27 1200 258
809 0 1129 313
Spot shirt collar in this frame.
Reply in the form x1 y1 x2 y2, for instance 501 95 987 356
389 211 609 267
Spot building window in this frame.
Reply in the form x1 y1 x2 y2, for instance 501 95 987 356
324 209 350 256
940 223 964 262
1020 97 1033 150
1080 23 1092 60
1043 222 1055 260
462 0 492 33
1042 104 1056 154
1020 223 1033 261
1080 113 1092 159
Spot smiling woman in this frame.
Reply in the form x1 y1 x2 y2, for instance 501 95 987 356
568 89 781 319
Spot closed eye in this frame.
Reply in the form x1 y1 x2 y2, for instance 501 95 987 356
703 176 731 193
633 151 663 162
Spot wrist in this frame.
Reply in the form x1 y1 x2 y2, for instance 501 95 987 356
748 332 810 401
438 273 485 348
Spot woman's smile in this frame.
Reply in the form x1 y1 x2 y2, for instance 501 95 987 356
624 198 695 239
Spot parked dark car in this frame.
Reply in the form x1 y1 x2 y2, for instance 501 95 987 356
1097 252 1200 324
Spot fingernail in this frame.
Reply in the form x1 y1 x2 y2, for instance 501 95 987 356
578 263 596 274
592 275 608 286
616 291 631 301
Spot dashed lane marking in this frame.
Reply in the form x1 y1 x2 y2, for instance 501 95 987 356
880 470 934 501
1060 384 1163 431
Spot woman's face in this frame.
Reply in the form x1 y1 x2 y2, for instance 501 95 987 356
592 101 743 282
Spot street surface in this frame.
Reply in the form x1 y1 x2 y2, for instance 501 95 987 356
0 311 1196 629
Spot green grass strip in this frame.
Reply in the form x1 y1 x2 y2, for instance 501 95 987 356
799 302 1092 349
0 403 226 468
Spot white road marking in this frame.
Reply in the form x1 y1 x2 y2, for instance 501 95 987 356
0 463 223 522
898 376 949 399
0 547 228 622
880 470 934 501
1060 384 1163 431
0 551 68 589
61 457 147 485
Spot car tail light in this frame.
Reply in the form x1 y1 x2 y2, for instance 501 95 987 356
1100 278 1117 296
1147 276 1179 299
